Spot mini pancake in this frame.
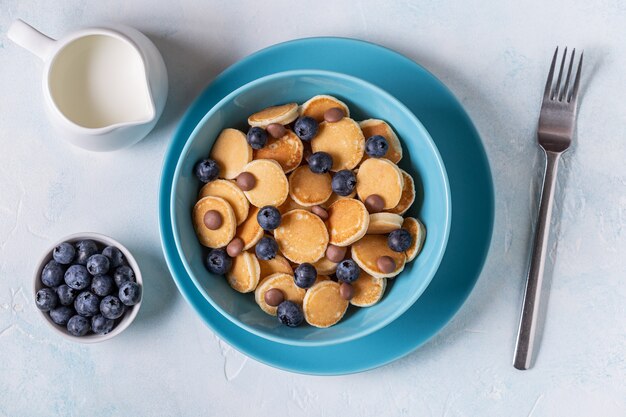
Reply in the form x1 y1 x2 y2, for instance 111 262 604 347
303 281 349 328
288 166 332 207
366 212 404 234
351 272 387 307
352 235 406 279
300 95 350 122
234 206 264 250
226 251 260 293
277 194 310 214
388 169 415 215
359 119 403 164
311 118 365 171
356 158 404 209
403 217 426 262
321 189 356 208
312 256 339 275
254 130 303 173
199 179 249 225
242 159 289 207
274 209 329 263
325 199 369 247
209 128 253 179
255 272 306 315
192 196 236 248
258 254 293 279
248 103 299 127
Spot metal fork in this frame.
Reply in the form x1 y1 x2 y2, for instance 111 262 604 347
513 47 584 370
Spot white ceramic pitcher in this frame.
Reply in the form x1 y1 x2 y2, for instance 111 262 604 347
8 19 168 151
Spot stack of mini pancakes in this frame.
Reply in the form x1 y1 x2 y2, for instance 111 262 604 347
192 95 426 328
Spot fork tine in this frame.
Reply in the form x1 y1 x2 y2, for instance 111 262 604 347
552 47 568 99
559 49 575 101
569 51 584 103
543 47 558 99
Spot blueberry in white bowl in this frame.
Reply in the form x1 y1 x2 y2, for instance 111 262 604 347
33 233 143 343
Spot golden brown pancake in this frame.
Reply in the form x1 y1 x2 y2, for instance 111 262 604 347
254 130 303 173
274 209 329 263
192 196 236 248
352 235 406 279
300 95 350 122
359 119 402 164
325 199 369 246
303 281 349 328
288 166 332 207
388 169 415 215
311 118 364 171
226 251 260 293
242 159 289 207
351 272 386 307
248 103 299 127
199 179 249 225
209 128 253 179
255 272 306 315
356 158 404 209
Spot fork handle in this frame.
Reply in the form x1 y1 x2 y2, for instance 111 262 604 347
513 150 561 370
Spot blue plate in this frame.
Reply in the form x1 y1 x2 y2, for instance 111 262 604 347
159 37 494 375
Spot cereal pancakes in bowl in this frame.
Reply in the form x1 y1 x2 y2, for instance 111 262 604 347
170 70 449 346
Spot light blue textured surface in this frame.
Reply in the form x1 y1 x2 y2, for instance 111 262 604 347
1 1 625 416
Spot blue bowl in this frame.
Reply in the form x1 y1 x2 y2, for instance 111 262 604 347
170 70 450 346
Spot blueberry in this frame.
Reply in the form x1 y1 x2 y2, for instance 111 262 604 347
35 288 58 311
113 265 135 288
49 306 74 326
294 117 318 141
388 228 413 252
365 135 389 158
277 301 304 327
336 259 361 283
75 240 98 265
194 158 219 183
91 314 115 335
102 246 125 268
41 260 64 287
118 281 142 306
74 291 101 317
294 263 317 289
308 152 333 174
52 242 75 265
57 284 78 306
91 274 114 297
255 236 278 260
100 296 125 320
331 170 357 196
205 249 232 275
246 127 268 149
86 254 110 276
64 265 91 290
257 206 281 230
67 315 90 336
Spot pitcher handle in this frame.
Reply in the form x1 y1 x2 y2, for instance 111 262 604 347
8 19 56 61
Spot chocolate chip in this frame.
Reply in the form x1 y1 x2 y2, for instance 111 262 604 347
339 282 354 300
377 256 396 273
266 123 287 139
311 205 329 220
264 288 284 307
364 194 385 213
324 107 345 123
203 210 222 230
325 244 347 263
236 172 256 191
226 237 244 257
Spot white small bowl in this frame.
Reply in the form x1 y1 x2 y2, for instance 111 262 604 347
33 232 142 343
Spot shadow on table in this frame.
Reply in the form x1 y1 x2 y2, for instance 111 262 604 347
133 31 235 148
131 246 179 329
